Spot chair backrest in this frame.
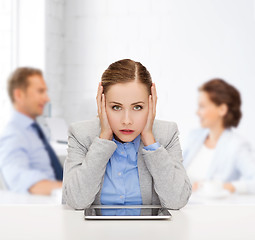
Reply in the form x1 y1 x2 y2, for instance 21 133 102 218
0 172 7 190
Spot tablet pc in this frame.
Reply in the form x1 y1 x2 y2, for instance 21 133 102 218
84 205 171 220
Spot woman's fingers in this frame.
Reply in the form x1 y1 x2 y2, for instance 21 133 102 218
96 83 103 115
101 93 106 117
97 85 109 127
148 94 153 119
151 83 157 117
153 83 158 104
144 94 153 129
146 83 157 128
98 89 113 140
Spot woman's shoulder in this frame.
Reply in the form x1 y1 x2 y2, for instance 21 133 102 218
222 129 252 149
68 118 101 141
153 119 177 130
152 119 180 145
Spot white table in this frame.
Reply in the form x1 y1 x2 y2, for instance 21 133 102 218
190 192 255 205
0 204 254 240
1 187 255 206
0 189 62 205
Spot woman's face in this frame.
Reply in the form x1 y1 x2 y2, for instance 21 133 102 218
197 91 226 129
105 81 149 143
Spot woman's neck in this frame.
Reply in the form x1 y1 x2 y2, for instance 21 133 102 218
205 124 225 149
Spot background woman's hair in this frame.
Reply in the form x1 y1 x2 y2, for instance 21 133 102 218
101 59 152 94
199 78 242 128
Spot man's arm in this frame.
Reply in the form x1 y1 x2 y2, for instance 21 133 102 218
0 133 60 194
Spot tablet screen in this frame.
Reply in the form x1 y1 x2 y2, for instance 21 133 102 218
84 207 171 219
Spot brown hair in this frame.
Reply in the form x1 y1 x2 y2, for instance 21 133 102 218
7 67 42 103
199 78 242 128
101 59 152 94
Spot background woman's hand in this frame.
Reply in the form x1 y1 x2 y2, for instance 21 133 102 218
192 182 200 191
141 83 157 146
96 82 113 140
192 181 236 193
223 183 235 193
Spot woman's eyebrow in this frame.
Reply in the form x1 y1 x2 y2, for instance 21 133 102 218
109 101 123 105
131 101 145 105
109 101 145 105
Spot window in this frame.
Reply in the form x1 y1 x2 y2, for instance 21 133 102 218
0 0 45 131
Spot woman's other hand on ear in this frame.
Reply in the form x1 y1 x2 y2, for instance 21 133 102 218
96 82 113 140
141 83 157 146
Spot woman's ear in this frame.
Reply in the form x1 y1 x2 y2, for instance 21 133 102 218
219 103 228 117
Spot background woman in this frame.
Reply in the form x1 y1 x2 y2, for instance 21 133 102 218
62 59 191 209
183 78 255 194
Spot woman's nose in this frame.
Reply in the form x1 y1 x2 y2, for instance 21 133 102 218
121 110 133 126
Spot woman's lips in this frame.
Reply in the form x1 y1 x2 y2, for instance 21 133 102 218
120 129 134 135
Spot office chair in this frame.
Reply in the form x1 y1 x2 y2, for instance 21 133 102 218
0 171 7 190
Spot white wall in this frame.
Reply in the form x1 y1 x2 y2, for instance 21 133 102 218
17 0 45 69
0 0 12 132
0 0 46 131
55 0 255 146
1 0 254 144
3 1 253 145
45 0 65 117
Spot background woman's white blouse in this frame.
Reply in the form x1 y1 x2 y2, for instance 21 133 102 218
187 145 215 183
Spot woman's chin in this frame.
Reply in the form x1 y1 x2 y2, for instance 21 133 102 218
114 133 137 143
199 120 208 128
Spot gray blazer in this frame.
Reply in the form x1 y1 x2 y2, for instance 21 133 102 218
62 119 191 210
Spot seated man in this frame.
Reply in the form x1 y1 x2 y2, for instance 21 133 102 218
0 67 63 195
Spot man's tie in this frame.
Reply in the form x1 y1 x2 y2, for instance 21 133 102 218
32 122 63 180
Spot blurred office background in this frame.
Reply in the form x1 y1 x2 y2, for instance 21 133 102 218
0 0 255 146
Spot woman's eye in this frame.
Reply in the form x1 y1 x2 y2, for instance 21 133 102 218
112 105 121 111
134 105 143 111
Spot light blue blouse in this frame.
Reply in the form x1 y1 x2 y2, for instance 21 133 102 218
100 134 160 206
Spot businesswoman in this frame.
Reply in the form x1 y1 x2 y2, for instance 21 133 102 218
183 79 255 194
62 59 191 210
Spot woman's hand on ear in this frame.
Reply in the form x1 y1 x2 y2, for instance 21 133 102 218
141 83 157 146
96 82 113 140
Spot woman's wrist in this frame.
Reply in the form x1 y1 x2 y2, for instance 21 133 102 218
100 131 113 140
141 132 156 146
